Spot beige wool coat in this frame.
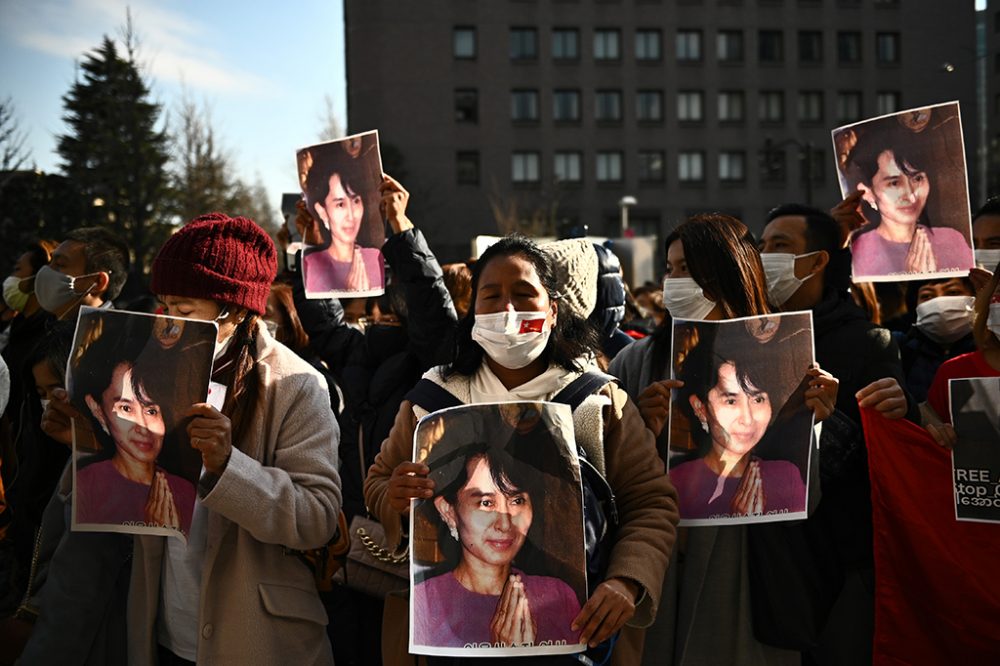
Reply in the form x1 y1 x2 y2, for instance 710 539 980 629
127 324 342 666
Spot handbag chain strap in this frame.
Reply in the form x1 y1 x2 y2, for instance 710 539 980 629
356 526 408 564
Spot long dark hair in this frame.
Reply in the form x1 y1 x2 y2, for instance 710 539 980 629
651 214 772 379
217 312 264 453
448 235 600 377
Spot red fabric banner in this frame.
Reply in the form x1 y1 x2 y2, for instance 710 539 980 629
861 408 1000 664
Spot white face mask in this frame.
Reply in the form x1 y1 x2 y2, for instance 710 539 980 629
661 277 715 320
975 248 1000 271
213 308 233 360
2 275 31 311
761 252 818 307
471 310 551 370
914 295 974 344
989 302 1000 340
34 265 102 314
39 398 51 414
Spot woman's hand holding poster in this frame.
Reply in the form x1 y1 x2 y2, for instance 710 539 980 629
408 402 587 657
948 377 1000 523
295 130 386 298
831 101 975 282
68 307 216 542
668 312 817 525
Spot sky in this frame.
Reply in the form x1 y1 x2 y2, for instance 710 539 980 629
0 0 347 219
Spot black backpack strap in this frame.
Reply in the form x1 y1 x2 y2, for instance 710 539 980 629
403 378 463 413
551 371 618 411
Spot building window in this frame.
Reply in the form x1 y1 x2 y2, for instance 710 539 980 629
758 30 783 63
638 151 666 182
455 89 477 123
454 27 476 59
511 152 541 183
877 91 901 115
636 29 662 61
837 31 862 64
717 30 744 62
802 148 826 184
595 90 623 122
637 90 664 122
594 29 621 60
836 91 863 123
553 89 581 122
678 151 705 183
798 31 823 63
718 91 745 122
456 152 479 184
719 151 746 182
798 91 824 123
510 28 538 60
758 91 784 123
676 30 702 61
876 32 900 64
552 28 580 60
511 89 540 122
554 151 583 183
596 151 624 182
678 91 704 122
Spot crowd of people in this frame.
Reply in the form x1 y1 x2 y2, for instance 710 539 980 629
0 172 997 666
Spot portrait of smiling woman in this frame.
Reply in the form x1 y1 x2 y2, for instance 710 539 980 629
299 132 385 296
410 404 585 652
69 310 213 537
838 104 974 279
669 315 815 523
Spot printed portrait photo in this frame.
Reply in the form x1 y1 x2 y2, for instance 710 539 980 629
668 312 816 526
409 402 587 658
949 377 1000 524
832 101 975 282
68 307 216 541
296 130 386 298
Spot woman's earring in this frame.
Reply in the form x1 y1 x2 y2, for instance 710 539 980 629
700 420 709 434
449 525 459 541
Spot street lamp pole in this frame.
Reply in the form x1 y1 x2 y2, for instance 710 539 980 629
618 195 637 235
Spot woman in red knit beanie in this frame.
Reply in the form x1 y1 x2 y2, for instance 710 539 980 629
127 212 342 666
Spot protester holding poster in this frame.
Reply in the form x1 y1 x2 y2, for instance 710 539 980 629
833 102 975 281
297 130 385 297
410 403 585 656
669 314 815 524
365 236 678 662
609 214 838 665
124 213 342 666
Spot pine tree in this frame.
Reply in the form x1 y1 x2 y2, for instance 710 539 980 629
57 30 170 275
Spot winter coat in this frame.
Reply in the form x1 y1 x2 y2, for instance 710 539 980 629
127 323 342 666
895 327 976 404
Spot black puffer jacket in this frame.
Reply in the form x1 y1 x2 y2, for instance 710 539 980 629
590 244 632 360
294 228 457 518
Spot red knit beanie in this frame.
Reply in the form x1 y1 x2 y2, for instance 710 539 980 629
151 213 277 316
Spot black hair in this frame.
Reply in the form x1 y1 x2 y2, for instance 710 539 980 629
64 227 131 301
21 240 55 274
973 197 1000 223
448 235 600 377
765 203 851 292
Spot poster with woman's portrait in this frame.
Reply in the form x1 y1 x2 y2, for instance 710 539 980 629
949 377 1000 523
667 312 816 526
832 101 975 282
296 130 385 298
409 402 587 658
67 307 216 541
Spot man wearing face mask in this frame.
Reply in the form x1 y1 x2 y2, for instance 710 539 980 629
759 204 918 666
972 198 1000 269
894 278 977 402
34 227 129 322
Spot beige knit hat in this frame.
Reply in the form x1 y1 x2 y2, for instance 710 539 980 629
541 239 599 320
